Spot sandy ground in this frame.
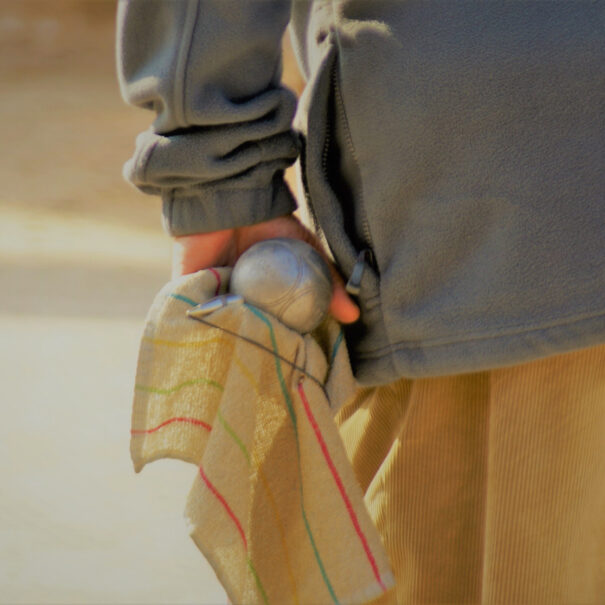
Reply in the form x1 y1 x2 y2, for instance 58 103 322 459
0 208 227 604
0 1 307 602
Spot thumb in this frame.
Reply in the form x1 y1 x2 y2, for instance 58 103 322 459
329 272 360 324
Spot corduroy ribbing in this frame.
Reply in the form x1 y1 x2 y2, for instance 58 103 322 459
336 345 605 604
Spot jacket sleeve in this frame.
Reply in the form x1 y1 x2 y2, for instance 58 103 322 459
116 0 298 236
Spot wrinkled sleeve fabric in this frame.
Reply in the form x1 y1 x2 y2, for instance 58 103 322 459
117 0 298 236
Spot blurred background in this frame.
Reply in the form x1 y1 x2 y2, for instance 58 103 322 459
0 1 303 603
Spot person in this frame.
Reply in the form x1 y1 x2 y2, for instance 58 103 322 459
117 1 605 602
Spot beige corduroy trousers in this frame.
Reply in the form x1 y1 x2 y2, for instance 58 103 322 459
336 344 605 604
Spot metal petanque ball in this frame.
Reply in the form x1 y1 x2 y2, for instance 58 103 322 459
230 238 332 333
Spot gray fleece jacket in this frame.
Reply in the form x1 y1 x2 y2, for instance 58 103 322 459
117 0 605 385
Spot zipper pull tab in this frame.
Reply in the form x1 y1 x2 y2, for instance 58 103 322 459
346 249 372 297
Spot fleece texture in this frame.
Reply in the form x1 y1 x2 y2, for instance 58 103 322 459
118 1 605 384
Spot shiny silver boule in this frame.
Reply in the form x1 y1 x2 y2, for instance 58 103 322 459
230 238 332 333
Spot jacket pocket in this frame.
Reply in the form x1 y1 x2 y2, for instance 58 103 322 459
298 42 380 308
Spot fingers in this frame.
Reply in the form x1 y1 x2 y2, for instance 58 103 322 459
279 218 360 324
241 215 360 324
172 215 361 325
330 285 361 324
172 229 236 277
328 269 361 325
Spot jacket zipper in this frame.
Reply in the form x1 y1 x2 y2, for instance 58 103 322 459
331 62 376 264
323 56 377 295
346 249 373 296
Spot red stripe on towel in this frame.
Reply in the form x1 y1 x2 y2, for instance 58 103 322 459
131 417 212 435
199 465 247 550
208 268 222 295
297 381 388 593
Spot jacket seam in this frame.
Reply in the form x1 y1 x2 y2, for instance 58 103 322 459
329 11 395 374
168 185 278 198
353 307 605 358
174 0 200 128
332 36 376 259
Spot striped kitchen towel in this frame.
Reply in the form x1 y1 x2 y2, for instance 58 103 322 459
131 268 395 604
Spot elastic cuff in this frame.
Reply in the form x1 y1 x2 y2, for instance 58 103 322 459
162 177 298 236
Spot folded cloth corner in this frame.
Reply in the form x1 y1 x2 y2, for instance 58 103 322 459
131 268 395 604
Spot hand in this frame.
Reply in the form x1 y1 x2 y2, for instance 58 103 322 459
172 215 360 324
